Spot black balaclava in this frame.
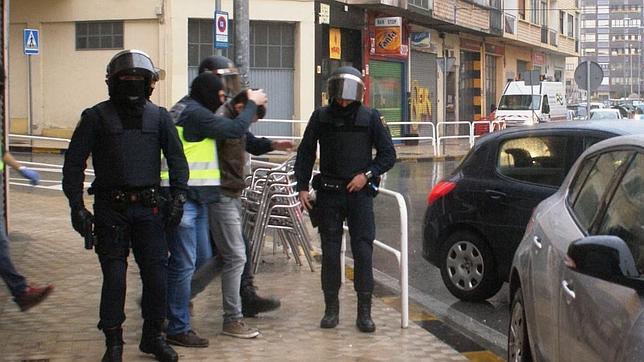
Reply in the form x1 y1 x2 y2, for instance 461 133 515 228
328 98 361 121
190 73 225 113
108 75 148 129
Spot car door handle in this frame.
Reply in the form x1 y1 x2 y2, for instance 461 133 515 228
485 189 506 200
532 235 542 249
561 280 576 300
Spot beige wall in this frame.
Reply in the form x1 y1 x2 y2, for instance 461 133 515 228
9 0 315 134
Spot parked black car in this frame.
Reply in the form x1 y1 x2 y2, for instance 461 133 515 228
422 121 644 301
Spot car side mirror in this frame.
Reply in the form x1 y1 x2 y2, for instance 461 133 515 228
566 235 644 291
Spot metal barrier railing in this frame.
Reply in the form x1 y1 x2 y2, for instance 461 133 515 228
436 121 475 156
340 188 409 329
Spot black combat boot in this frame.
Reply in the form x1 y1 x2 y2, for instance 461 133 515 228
102 326 123 362
320 292 339 329
241 285 281 317
139 320 178 362
356 292 376 333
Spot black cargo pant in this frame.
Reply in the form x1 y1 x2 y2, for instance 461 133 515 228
93 198 168 330
316 188 375 293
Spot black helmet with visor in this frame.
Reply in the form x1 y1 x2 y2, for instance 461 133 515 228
106 49 157 81
327 66 365 103
198 55 243 98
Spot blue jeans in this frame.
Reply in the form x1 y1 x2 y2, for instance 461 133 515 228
208 195 246 323
0 220 28 299
166 200 209 335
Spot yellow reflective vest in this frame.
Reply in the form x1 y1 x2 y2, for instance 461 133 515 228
161 126 220 187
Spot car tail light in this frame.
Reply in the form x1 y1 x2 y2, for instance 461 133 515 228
427 181 456 205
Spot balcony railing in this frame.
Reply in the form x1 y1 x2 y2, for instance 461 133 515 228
504 13 516 34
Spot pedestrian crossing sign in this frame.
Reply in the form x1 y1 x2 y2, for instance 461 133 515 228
24 29 39 55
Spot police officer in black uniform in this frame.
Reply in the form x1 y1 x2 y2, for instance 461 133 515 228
63 49 188 362
295 66 396 333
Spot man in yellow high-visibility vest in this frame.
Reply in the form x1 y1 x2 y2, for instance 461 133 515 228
161 72 268 346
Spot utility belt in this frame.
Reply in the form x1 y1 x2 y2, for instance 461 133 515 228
311 174 346 192
89 186 160 210
311 173 380 197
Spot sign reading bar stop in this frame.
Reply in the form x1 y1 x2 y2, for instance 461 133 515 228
214 11 229 49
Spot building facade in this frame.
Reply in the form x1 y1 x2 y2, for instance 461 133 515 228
7 0 579 139
580 0 644 101
8 0 315 137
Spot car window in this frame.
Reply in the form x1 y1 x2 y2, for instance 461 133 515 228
568 155 597 206
497 136 568 187
571 151 633 230
582 136 606 150
595 153 643 274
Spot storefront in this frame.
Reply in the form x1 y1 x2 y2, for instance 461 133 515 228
315 1 364 108
409 30 437 140
365 14 409 139
459 38 482 122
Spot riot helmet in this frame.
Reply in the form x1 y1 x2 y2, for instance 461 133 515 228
198 55 242 98
106 49 157 100
327 66 365 103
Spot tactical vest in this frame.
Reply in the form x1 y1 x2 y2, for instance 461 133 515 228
160 126 221 187
91 101 163 188
318 105 373 179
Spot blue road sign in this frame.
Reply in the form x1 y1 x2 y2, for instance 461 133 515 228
214 11 229 49
24 29 40 55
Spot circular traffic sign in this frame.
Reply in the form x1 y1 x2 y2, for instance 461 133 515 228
574 61 603 91
217 16 227 33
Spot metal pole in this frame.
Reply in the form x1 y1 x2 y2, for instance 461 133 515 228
27 55 32 135
442 38 447 157
586 60 591 118
630 44 634 96
639 27 642 100
234 0 250 88
215 0 222 56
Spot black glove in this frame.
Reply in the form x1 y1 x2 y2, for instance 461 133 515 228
71 207 94 237
165 194 186 229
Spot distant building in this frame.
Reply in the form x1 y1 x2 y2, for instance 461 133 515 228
580 0 644 101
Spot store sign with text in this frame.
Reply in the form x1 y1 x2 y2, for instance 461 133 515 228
374 17 402 55
329 28 341 60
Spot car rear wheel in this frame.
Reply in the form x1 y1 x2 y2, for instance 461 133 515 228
508 287 532 362
439 231 502 301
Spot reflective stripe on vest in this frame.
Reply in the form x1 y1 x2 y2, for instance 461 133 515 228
160 126 220 187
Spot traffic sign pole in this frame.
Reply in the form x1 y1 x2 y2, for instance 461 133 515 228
215 0 222 56
586 60 591 120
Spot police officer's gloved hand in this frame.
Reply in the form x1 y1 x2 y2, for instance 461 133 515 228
18 166 40 185
165 194 186 229
71 207 94 237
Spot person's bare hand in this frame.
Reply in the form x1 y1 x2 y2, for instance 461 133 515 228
271 140 294 151
299 191 312 210
346 173 368 193
247 89 267 106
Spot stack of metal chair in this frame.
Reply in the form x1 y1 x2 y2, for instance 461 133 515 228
241 155 315 273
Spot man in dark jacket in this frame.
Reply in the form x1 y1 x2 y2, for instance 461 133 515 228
189 56 292 318
295 66 396 333
163 73 268 345
63 49 188 362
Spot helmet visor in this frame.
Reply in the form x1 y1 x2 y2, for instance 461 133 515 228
328 74 365 102
215 68 243 98
108 51 155 79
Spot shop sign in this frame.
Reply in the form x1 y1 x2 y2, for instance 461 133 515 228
460 39 481 52
532 52 545 65
374 17 402 55
486 44 505 56
319 3 330 24
411 32 431 49
329 28 341 60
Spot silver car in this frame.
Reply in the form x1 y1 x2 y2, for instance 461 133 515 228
508 134 644 361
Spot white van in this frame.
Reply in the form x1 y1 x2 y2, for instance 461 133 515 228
494 81 567 127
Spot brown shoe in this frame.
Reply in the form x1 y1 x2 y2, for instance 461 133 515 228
166 330 209 348
222 319 260 339
15 284 54 312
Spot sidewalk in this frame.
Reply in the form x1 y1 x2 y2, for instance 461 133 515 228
0 189 473 362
